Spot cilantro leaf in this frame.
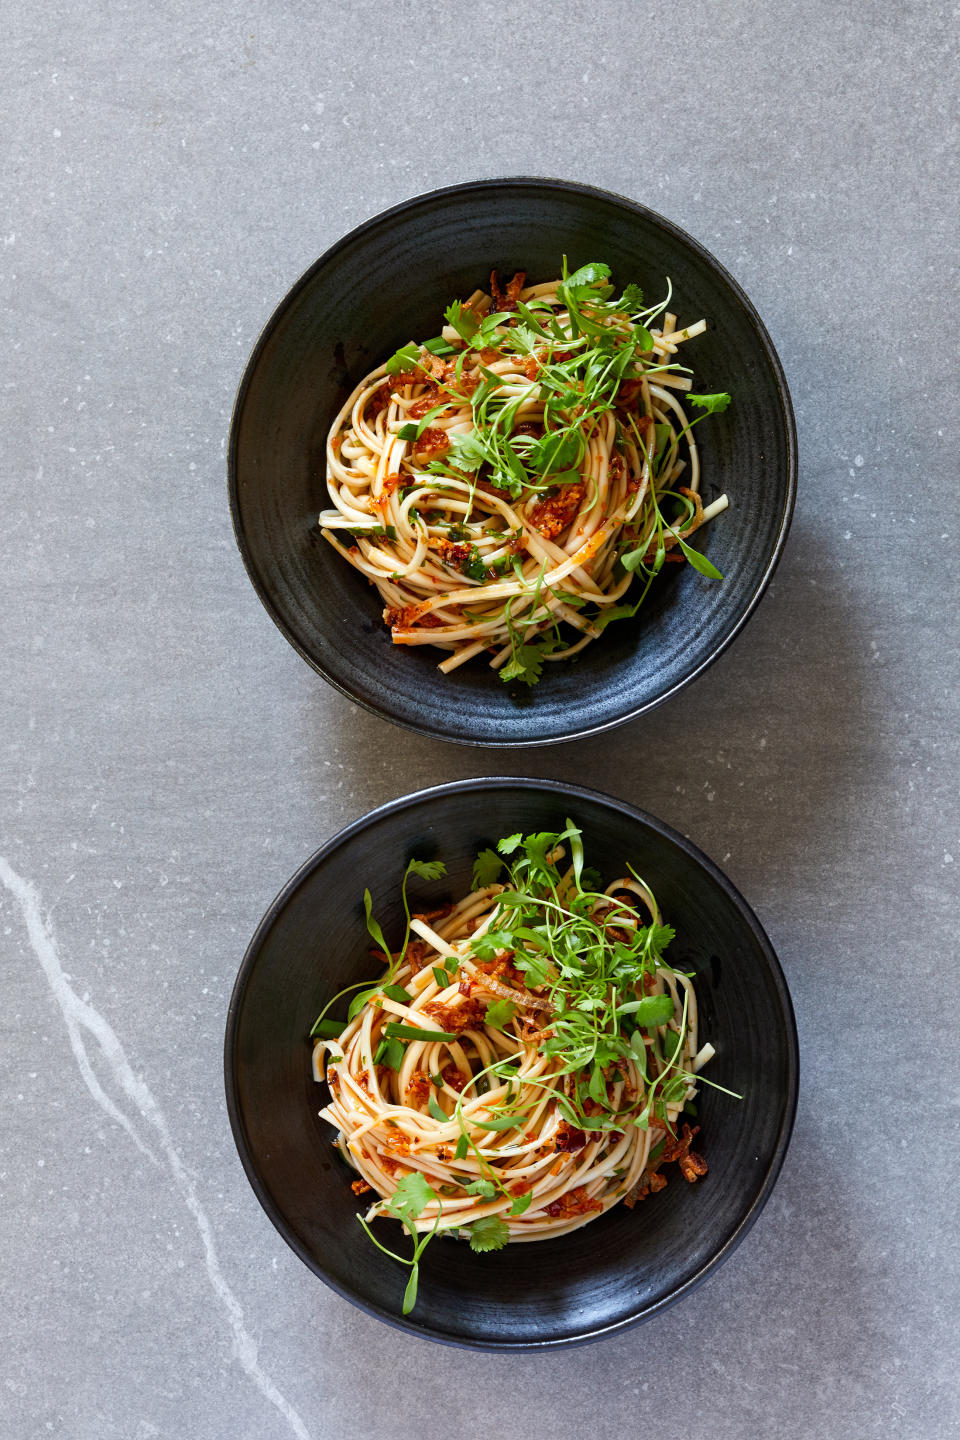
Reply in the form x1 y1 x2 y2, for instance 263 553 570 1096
443 301 480 343
427 1094 447 1123
645 923 676 956
514 951 548 988
453 1135 469 1161
484 998 518 1030
472 848 504 888
687 392 731 414
500 643 546 686
467 1216 510 1253
522 831 559 871
561 261 611 297
497 833 523 855
387 1172 438 1227
624 994 676 1029
464 1179 497 1198
405 858 447 882
618 282 645 311
385 341 421 375
446 431 487 473
470 929 515 960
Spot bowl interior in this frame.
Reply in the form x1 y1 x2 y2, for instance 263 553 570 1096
225 781 797 1348
229 179 795 746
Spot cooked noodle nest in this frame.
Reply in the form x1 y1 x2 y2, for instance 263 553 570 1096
320 275 728 676
313 869 712 1242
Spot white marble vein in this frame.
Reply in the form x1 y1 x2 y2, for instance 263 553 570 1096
0 856 313 1440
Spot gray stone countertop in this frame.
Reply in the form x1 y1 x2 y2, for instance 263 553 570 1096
3 2 957 1437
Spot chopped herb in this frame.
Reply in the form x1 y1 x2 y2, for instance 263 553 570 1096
381 984 413 1004
312 1018 346 1039
384 1022 460 1043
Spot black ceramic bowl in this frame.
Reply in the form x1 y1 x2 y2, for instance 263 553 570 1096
225 779 798 1349
229 178 796 746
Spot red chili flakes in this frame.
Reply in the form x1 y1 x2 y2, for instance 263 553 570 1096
383 604 445 633
441 1064 468 1092
530 482 585 539
371 472 402 513
554 1121 588 1153
382 1134 412 1158
422 996 488 1033
383 603 425 629
412 427 451 461
404 1070 432 1106
544 1185 603 1219
429 537 472 571
351 1179 372 1196
409 388 444 418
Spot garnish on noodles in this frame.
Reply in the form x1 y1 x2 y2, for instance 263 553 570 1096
320 262 731 684
311 823 738 1315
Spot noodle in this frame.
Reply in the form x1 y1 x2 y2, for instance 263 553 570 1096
311 824 717 1306
319 263 731 683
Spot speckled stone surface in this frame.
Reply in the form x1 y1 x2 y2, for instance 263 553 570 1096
2 2 957 1437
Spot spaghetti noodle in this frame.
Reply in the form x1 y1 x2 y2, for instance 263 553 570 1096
312 823 721 1312
320 261 731 684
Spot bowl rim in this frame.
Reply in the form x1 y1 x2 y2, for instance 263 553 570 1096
227 176 799 749
224 776 800 1349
